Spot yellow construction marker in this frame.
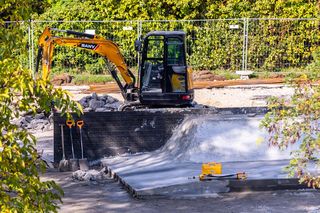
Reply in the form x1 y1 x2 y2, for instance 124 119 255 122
198 162 247 181
201 162 222 175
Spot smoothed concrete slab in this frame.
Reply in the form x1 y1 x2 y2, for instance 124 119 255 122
103 158 303 198
101 113 313 198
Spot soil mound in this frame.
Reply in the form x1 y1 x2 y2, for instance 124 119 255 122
51 73 73 85
193 70 226 81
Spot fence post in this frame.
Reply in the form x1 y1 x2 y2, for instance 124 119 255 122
245 18 249 71
28 20 32 73
242 18 246 71
137 20 142 68
241 18 249 71
31 19 35 76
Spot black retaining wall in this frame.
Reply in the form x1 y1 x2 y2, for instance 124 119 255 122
53 107 268 163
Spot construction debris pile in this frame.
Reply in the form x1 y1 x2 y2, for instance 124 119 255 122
12 113 53 132
11 93 121 132
72 168 108 181
78 93 121 112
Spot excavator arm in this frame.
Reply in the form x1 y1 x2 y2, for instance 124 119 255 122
35 27 136 99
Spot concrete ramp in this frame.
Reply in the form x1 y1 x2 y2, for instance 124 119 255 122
53 108 268 163
102 114 305 198
158 115 298 162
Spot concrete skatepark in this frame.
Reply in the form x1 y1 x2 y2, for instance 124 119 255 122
100 113 305 198
33 85 320 211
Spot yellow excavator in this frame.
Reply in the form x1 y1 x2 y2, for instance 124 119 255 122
36 27 194 109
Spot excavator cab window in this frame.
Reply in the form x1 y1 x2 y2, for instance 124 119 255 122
167 38 185 66
141 36 164 93
166 37 187 93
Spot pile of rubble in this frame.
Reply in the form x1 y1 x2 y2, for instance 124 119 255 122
72 168 108 181
11 93 121 132
12 113 53 132
78 93 121 112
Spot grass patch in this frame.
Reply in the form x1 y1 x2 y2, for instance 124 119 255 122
73 74 114 85
214 70 239 80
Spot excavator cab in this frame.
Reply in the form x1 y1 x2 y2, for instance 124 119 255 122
137 31 194 106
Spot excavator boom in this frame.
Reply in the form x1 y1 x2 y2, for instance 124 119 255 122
36 27 136 99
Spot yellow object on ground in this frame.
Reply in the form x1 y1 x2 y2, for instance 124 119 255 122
199 162 247 181
201 162 222 175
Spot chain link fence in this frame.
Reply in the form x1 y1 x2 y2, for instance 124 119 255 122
5 18 319 78
247 18 319 73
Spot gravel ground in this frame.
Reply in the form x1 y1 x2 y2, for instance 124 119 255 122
63 85 294 108
194 85 293 107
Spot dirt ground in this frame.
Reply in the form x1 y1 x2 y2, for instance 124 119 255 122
41 170 320 213
85 79 285 94
64 84 294 108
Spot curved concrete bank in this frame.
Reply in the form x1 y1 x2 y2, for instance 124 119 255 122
53 107 267 163
101 113 309 198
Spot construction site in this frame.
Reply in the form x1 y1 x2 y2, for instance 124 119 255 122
18 19 316 211
36 81 320 212
4 17 320 212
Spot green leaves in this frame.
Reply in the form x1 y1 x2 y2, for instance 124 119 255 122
261 73 320 188
31 1 319 75
1 5 82 212
0 58 76 211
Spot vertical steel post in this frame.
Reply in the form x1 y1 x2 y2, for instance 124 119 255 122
31 20 35 76
28 22 32 72
245 18 249 71
242 18 246 71
137 20 142 68
137 20 143 87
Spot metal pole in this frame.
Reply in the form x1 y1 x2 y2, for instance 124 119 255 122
69 127 75 159
245 18 249 71
242 18 246 71
137 20 142 84
80 128 84 159
31 20 35 76
28 22 32 72
60 125 66 160
137 20 141 67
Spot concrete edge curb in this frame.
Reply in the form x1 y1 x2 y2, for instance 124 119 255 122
105 166 313 199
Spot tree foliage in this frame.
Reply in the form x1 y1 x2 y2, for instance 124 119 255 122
0 0 81 211
261 49 320 187
29 0 320 75
39 0 319 21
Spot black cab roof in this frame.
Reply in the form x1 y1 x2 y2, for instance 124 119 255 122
145 31 186 37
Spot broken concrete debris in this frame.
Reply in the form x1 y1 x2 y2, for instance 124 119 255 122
78 93 121 112
72 168 108 181
12 93 121 132
12 112 53 132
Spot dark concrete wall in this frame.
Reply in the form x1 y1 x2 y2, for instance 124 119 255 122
53 107 267 163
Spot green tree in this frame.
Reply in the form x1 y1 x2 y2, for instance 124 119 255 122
0 0 81 211
35 0 319 74
261 49 320 187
